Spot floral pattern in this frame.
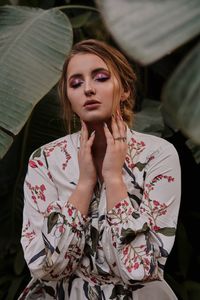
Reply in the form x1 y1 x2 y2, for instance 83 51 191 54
18 128 181 299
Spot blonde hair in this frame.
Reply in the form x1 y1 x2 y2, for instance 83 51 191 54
58 39 137 132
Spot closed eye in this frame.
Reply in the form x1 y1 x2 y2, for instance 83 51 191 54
94 73 110 82
70 78 83 89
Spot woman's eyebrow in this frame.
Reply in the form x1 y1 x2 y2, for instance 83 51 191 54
68 68 109 81
91 68 109 76
68 73 82 82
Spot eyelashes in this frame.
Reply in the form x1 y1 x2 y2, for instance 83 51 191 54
69 74 110 89
95 73 110 81
70 80 83 89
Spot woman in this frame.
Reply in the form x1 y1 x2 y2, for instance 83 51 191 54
19 39 181 299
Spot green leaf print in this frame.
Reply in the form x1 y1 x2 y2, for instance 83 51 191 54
135 161 147 171
120 228 136 244
121 223 150 244
43 285 55 297
32 147 41 159
132 211 140 219
109 284 132 299
109 288 117 299
84 243 94 256
96 264 110 276
83 281 101 300
91 225 99 252
157 227 176 236
159 246 169 257
47 212 59 234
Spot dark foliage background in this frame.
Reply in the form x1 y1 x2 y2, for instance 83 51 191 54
0 1 199 299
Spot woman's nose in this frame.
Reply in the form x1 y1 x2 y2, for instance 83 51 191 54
84 84 96 97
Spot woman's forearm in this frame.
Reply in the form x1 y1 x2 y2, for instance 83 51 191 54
105 176 128 211
68 181 95 215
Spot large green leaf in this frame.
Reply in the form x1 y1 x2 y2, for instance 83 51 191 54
0 5 73 157
133 98 164 137
97 0 200 65
162 42 200 144
0 131 13 159
70 11 92 28
186 139 200 164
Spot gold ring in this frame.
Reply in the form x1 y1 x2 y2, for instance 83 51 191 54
114 137 126 142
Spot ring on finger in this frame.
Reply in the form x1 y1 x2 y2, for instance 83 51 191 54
113 136 127 142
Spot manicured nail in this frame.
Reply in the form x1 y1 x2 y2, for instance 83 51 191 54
91 130 95 136
104 122 108 128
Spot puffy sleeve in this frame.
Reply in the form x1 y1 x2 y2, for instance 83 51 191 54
102 143 181 284
21 147 90 281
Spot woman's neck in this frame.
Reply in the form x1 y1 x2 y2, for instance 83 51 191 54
86 120 111 159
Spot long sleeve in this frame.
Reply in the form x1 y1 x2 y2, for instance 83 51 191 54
21 146 89 281
102 142 181 284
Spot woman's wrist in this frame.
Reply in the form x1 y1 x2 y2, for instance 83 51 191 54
77 179 96 191
77 179 96 192
104 175 124 186
104 176 128 211
68 180 95 216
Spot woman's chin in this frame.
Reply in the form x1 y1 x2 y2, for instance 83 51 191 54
83 115 111 124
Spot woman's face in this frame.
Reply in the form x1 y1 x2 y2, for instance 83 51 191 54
66 53 120 123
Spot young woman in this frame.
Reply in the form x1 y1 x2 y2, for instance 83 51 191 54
19 39 181 299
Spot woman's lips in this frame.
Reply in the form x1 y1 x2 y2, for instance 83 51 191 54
83 100 101 109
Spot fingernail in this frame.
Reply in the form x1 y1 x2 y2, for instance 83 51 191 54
104 122 108 128
91 130 95 136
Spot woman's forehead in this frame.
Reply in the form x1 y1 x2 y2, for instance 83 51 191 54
67 53 109 75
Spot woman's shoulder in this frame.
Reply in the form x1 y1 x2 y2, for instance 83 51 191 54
30 131 80 160
128 129 178 155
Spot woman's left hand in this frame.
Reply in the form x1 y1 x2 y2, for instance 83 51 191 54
102 112 127 183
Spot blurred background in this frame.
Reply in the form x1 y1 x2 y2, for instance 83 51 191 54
0 0 200 299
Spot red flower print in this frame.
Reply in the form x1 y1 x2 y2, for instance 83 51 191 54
40 184 46 192
115 202 121 208
32 196 36 203
144 258 150 266
47 204 53 213
124 200 129 206
153 200 160 206
123 246 129 255
91 276 97 283
68 208 73 216
59 225 65 233
126 157 130 163
153 225 160 231
28 183 47 203
167 176 174 182
129 163 135 169
133 262 139 270
29 160 37 168
127 266 132 273
37 160 43 166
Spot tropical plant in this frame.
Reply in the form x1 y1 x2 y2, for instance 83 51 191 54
0 0 200 299
0 2 106 298
96 1 200 299
96 0 200 144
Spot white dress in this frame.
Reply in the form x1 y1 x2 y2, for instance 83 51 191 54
18 128 181 299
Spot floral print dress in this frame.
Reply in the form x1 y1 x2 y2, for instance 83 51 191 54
18 128 181 300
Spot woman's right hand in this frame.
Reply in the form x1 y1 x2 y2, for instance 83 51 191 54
78 121 97 188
